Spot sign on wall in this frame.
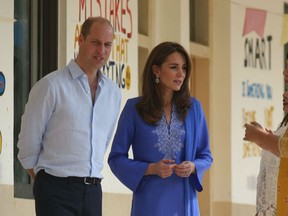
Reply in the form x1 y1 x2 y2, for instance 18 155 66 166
66 0 138 105
231 1 284 205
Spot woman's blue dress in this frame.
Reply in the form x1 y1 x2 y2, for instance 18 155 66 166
108 97 213 216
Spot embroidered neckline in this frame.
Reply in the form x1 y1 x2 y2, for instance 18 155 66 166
152 105 185 159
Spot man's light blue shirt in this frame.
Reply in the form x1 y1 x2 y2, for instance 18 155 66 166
17 60 121 178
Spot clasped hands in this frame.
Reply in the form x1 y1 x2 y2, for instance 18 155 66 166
153 159 196 178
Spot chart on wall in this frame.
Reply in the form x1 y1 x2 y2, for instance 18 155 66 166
231 1 284 205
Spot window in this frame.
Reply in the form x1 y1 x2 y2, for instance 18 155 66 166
138 0 148 36
190 0 209 45
14 0 58 198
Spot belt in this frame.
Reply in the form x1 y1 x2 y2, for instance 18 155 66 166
38 170 101 185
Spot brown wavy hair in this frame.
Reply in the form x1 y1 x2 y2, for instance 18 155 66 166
279 113 288 128
136 41 192 125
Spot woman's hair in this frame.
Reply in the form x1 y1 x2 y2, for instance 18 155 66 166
279 113 288 128
136 41 192 125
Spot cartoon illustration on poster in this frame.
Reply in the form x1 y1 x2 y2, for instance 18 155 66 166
0 131 2 155
0 72 5 96
69 0 137 93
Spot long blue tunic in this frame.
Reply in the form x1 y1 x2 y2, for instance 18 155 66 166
108 97 213 216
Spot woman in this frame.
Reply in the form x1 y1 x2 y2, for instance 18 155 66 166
108 41 213 216
244 91 288 216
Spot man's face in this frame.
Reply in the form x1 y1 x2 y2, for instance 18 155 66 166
78 22 114 71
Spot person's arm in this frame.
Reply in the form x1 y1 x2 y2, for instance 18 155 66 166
26 169 36 180
184 98 213 192
108 99 151 192
243 122 280 156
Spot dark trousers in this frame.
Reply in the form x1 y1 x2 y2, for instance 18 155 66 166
33 170 102 216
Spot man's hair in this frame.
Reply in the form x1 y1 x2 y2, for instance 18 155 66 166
80 16 113 39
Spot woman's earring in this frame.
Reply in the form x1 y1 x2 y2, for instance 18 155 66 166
155 77 159 84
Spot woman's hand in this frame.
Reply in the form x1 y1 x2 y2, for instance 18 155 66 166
145 159 175 178
173 161 195 178
243 121 279 156
243 121 266 145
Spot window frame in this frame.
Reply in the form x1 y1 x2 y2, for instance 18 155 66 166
13 0 58 199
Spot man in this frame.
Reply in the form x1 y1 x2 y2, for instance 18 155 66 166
17 16 121 216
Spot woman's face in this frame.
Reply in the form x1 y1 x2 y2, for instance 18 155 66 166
283 90 288 113
154 52 187 94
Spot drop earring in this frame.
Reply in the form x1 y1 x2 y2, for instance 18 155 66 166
155 77 159 84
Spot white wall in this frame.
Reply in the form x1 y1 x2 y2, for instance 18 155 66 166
231 0 284 205
0 0 14 185
1 0 288 215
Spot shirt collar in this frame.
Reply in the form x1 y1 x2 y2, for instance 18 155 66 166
67 59 104 82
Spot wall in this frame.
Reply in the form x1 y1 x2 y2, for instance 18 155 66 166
1 0 288 215
211 0 233 214
231 0 283 206
211 0 285 215
0 0 138 215
0 0 13 186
